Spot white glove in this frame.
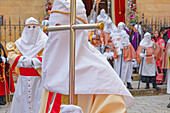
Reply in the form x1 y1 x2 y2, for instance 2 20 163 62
1 56 6 63
21 57 32 67
32 58 42 69
117 48 122 55
152 54 155 58
140 53 145 58
61 105 83 113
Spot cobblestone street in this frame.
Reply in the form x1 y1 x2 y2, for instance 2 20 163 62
0 95 169 113
128 95 170 113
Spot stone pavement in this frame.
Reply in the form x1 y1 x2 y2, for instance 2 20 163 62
128 95 170 113
0 95 170 113
0 104 10 113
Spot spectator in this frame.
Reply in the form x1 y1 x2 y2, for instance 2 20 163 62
152 30 166 84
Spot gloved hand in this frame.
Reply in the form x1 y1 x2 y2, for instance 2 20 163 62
117 48 122 55
140 53 145 58
1 56 6 63
21 57 32 67
32 58 42 69
152 54 155 58
61 105 83 113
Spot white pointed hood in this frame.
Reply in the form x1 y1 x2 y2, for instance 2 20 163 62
15 17 48 58
42 0 134 108
140 32 154 47
104 19 117 33
97 9 109 23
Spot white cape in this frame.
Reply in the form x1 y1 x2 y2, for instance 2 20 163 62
42 29 134 107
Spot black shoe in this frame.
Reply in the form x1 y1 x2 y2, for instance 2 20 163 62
153 86 161 90
127 83 133 89
145 83 150 89
145 77 150 89
167 103 170 108
145 86 149 89
0 101 6 105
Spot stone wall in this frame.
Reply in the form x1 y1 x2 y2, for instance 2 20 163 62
137 0 170 21
0 0 45 24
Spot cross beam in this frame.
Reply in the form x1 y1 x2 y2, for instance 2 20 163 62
43 23 104 32
43 0 104 105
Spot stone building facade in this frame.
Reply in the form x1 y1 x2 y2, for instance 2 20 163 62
137 0 170 21
0 0 44 24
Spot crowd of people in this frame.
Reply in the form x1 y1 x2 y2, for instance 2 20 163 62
0 0 169 112
88 8 170 93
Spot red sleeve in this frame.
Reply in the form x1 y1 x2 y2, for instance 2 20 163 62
36 57 42 62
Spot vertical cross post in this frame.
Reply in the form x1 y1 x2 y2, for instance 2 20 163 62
69 0 76 105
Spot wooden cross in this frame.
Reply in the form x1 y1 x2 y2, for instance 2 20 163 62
43 0 104 105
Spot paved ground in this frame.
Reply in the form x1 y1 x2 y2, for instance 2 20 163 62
128 95 170 113
1 95 170 113
0 104 10 113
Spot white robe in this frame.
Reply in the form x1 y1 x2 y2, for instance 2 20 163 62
139 56 157 76
11 75 43 113
10 57 43 113
114 55 133 83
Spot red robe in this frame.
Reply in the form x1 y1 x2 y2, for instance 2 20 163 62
0 47 15 96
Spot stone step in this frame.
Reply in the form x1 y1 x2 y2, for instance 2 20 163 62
129 81 167 96
133 74 139 81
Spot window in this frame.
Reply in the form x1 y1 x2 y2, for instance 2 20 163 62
0 15 3 25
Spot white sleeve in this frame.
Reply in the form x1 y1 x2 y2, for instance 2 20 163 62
16 56 25 67
32 58 42 69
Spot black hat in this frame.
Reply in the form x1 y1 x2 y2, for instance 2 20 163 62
160 27 165 32
105 45 111 48
164 26 170 29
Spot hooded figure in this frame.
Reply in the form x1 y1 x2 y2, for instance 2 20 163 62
163 39 170 108
101 19 117 46
136 32 162 89
8 17 48 113
109 31 122 51
103 45 114 67
97 9 110 23
39 0 134 113
113 33 136 89
118 22 129 34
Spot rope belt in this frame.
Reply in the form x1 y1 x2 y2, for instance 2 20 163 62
50 10 87 24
